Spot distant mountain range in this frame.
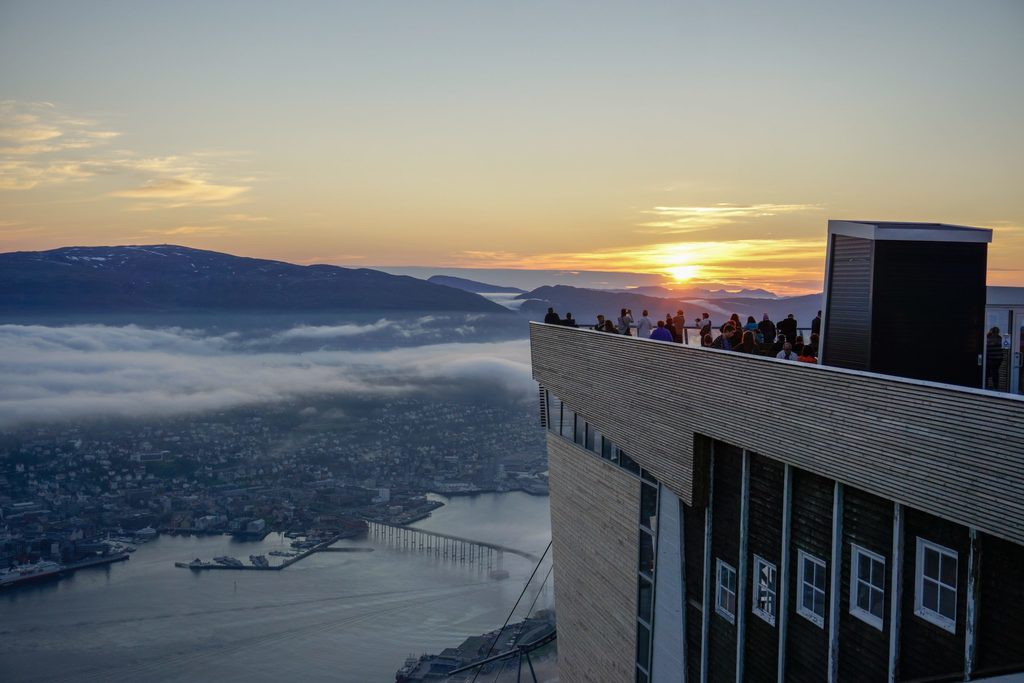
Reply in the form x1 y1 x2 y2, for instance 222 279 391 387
0 246 508 314
517 285 822 327
426 275 525 294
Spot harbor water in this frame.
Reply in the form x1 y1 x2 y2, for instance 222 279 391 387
0 492 551 682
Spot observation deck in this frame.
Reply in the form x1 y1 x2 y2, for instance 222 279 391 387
530 321 1024 546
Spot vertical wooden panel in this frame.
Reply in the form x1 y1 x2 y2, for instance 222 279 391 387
977 533 1024 673
839 487 893 680
785 469 832 683
708 443 741 682
899 508 969 681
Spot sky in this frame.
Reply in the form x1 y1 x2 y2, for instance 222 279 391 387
1 0 1022 295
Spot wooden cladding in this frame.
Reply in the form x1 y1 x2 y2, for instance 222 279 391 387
547 434 639 682
530 322 1024 546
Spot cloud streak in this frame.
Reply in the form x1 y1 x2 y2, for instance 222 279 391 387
0 323 533 427
0 101 256 214
638 203 821 235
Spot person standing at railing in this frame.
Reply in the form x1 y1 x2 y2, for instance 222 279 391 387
666 313 681 343
757 314 776 346
636 310 653 339
562 312 578 327
698 312 713 337
778 314 798 345
617 308 634 336
593 314 607 331
650 319 674 342
811 310 822 337
544 307 560 325
986 326 1003 389
673 309 686 343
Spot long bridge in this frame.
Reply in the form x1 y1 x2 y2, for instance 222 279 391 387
365 520 540 568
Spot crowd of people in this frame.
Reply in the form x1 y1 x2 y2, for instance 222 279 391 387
543 306 822 363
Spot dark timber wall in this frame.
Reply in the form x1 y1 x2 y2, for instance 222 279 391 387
977 534 1024 674
899 508 969 681
530 323 1024 546
838 486 893 680
785 469 832 683
872 241 987 388
547 434 639 683
823 234 873 370
743 452 783 682
708 442 741 682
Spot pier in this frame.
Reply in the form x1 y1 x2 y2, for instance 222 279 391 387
174 534 374 572
365 520 540 568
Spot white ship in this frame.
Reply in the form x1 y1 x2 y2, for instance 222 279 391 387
0 561 63 588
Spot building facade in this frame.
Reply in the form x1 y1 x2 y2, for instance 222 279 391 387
532 321 1024 682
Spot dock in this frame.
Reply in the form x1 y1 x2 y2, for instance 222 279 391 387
174 536 374 571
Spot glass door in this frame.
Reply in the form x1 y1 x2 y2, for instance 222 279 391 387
984 308 1011 392
1014 309 1024 395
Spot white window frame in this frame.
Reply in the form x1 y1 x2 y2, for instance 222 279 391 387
715 558 737 624
849 544 886 631
914 537 958 634
796 549 827 629
752 555 777 626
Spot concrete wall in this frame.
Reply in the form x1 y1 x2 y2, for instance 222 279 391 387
548 433 639 683
651 485 685 683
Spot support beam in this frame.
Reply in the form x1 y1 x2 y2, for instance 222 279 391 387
736 450 750 681
888 503 903 683
699 446 715 683
828 482 843 682
965 528 980 679
777 464 793 683
680 502 688 683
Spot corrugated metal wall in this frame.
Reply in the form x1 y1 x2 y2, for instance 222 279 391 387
823 234 873 370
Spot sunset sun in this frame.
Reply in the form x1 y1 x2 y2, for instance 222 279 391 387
667 264 700 283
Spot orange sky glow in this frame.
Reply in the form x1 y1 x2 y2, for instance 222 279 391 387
2 3 1023 297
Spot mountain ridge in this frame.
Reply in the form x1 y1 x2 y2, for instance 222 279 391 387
0 245 508 314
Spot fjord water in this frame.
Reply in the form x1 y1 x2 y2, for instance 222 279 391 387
0 492 551 682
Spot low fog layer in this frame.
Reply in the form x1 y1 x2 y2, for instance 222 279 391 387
0 321 534 427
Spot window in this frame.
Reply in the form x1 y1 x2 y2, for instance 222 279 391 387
752 555 777 626
915 538 958 633
797 550 827 628
585 424 598 453
638 575 653 624
636 620 651 668
619 450 641 475
559 407 574 439
639 529 655 577
850 545 885 631
639 483 658 533
546 393 563 433
601 436 614 461
715 559 737 623
573 417 585 445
